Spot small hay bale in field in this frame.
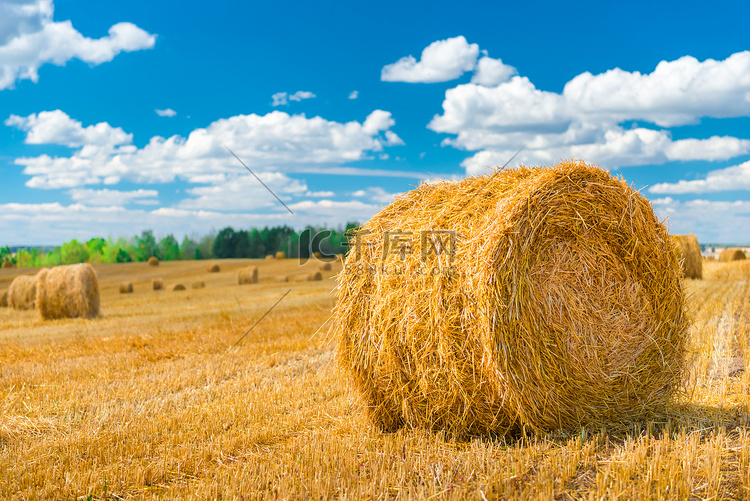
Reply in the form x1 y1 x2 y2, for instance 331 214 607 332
312 251 323 260
719 248 746 262
319 262 332 271
147 256 159 266
191 281 205 289
265 255 274 260
275 275 289 282
119 282 133 294
308 271 323 281
152 278 163 291
0 290 7 307
1 261 14 268
8 275 37 310
208 264 221 273
275 251 286 260
237 266 258 285
35 264 100 320
293 274 308 282
671 234 702 279
166 284 186 292
333 159 687 436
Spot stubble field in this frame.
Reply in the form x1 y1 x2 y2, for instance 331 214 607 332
1 258 750 500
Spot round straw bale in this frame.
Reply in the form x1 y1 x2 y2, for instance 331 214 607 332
8 274 37 310
166 283 186 292
719 248 746 262
333 160 687 436
275 275 289 282
147 256 159 266
35 264 100 319
671 234 702 279
0 290 8 307
237 266 259 285
208 264 221 273
152 278 163 291
308 271 323 281
265 255 274 260
312 251 323 260
119 282 133 294
191 281 205 289
1 261 14 268
275 251 286 260
319 262 332 271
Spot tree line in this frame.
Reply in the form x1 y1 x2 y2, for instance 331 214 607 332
0 223 361 267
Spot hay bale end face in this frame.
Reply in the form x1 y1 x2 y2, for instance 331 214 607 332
8 275 37 310
275 251 286 260
671 234 702 279
191 281 205 289
208 264 221 273
719 248 747 262
119 282 133 294
237 266 259 285
308 271 323 281
333 160 687 436
0 290 8 307
36 264 100 320
147 256 159 266
166 284 186 292
1 261 14 268
152 278 163 291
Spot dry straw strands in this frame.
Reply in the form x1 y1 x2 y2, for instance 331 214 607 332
147 256 159 266
237 266 258 285
208 264 221 273
35 264 100 320
275 251 286 260
152 278 163 291
672 234 702 279
719 248 746 262
0 290 7 307
8 275 37 310
191 281 205 289
166 284 186 292
1 261 14 268
333 159 687 437
119 282 133 294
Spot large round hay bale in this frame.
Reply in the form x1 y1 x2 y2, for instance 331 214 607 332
0 290 8 307
275 251 286 260
8 275 37 310
191 281 205 289
237 266 258 285
152 278 163 291
671 234 702 279
719 248 746 262
166 283 186 292
319 262 332 271
147 256 159 266
207 264 221 273
119 282 133 294
35 264 100 319
265 255 274 260
1 261 14 268
333 160 687 436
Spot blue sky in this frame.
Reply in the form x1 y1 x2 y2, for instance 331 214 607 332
1 0 749 245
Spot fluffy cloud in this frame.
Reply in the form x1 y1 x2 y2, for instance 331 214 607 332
0 0 155 90
68 188 159 206
178 173 307 211
5 108 405 189
348 90 359 100
651 197 750 243
427 50 750 174
155 108 176 117
272 90 316 106
351 186 400 204
381 36 480 83
650 160 750 194
470 56 516 86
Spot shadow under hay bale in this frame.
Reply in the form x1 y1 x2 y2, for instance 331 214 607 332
8 275 37 310
0 290 7 307
36 264 100 320
119 282 133 294
166 284 186 292
275 275 289 282
191 281 205 289
275 251 286 260
319 262 332 271
207 264 220 273
672 234 702 279
152 278 163 291
237 266 258 285
333 159 687 437
147 256 159 266
719 248 746 262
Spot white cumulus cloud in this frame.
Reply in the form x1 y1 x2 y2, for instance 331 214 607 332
470 55 516 86
650 160 750 194
272 90 316 106
348 90 359 100
381 36 480 83
68 188 159 206
155 108 176 117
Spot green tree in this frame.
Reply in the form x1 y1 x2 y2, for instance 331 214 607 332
179 236 198 260
0 246 13 266
197 235 214 259
134 230 159 261
116 248 133 263
158 235 181 261
61 239 90 264
213 227 236 258
86 238 107 263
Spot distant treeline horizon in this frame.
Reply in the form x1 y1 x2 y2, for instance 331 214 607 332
0 223 361 268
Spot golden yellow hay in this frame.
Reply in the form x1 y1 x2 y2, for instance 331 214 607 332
207 264 221 273
35 264 100 320
237 266 259 285
147 256 159 266
152 278 163 291
719 248 746 262
333 159 687 436
308 271 323 281
191 281 205 289
671 234 702 279
275 251 286 260
265 255 274 260
119 282 133 294
1 261 14 268
275 275 289 282
166 284 186 292
8 275 37 310
319 262 332 271
0 290 7 307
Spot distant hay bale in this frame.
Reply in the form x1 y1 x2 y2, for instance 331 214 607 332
208 264 221 273
319 262 332 271
147 256 159 266
294 274 308 282
671 234 702 279
309 271 323 281
152 278 163 291
166 284 186 292
237 266 259 285
1 261 14 268
333 160 687 436
191 281 205 289
8 275 37 310
265 255 274 260
35 264 100 320
719 248 747 262
275 251 286 260
275 275 289 282
119 282 133 294
0 290 7 307
705 255 716 261
312 251 323 260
